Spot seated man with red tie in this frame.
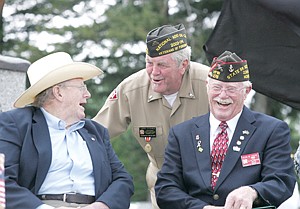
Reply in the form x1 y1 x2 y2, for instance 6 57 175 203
155 51 296 209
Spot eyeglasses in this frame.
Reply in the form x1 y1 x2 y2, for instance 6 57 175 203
62 84 88 92
209 85 245 95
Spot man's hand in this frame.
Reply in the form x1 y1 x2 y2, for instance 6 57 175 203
82 202 109 209
81 202 110 209
203 206 224 209
56 202 109 209
224 186 257 209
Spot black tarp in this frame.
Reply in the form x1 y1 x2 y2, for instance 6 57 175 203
203 0 300 110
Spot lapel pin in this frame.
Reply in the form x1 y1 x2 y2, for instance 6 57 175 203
236 140 242 146
196 134 200 140
233 146 241 152
198 147 204 152
197 141 203 152
91 137 96 141
240 136 245 140
242 130 249 135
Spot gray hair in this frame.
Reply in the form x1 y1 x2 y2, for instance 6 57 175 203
32 87 55 107
241 80 252 93
170 46 191 67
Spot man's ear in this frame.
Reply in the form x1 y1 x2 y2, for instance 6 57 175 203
245 85 252 94
180 59 189 74
52 85 64 101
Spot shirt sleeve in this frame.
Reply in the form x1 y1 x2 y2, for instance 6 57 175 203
93 86 131 138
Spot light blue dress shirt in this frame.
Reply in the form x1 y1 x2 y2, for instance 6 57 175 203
36 108 95 209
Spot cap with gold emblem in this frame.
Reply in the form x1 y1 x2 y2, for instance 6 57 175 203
146 24 188 57
208 51 250 82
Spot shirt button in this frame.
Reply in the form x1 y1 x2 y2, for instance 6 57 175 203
213 194 219 200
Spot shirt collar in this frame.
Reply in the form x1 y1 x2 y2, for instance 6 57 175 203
209 110 242 134
40 107 85 132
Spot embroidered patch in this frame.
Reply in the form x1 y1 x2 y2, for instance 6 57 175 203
241 152 261 167
108 89 118 100
139 127 156 138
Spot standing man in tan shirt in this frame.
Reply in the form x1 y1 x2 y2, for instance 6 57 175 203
93 24 209 208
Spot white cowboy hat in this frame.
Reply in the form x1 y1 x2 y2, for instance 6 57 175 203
14 52 103 108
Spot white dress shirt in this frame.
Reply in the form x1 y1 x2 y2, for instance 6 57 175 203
209 111 242 152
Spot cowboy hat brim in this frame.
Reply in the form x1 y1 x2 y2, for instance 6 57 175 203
14 62 103 108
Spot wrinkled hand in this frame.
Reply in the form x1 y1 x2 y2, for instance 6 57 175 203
56 202 109 209
81 202 109 209
203 205 224 209
224 186 257 209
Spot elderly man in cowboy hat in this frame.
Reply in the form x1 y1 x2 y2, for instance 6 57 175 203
0 52 134 209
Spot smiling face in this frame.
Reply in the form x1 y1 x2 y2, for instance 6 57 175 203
207 78 252 121
59 78 91 124
145 53 187 95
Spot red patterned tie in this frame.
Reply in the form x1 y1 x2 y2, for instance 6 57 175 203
211 121 229 190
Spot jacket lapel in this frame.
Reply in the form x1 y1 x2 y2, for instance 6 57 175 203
32 109 52 193
192 114 213 190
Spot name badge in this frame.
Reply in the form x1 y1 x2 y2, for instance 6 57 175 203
139 127 156 138
241 152 261 167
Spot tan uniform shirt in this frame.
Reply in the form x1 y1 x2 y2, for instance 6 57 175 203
93 61 209 201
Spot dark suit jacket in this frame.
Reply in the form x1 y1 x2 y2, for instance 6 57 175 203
155 106 296 209
0 106 134 209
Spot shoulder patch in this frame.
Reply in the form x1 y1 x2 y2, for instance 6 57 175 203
108 89 118 100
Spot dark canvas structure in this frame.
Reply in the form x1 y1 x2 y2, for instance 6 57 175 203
204 0 300 110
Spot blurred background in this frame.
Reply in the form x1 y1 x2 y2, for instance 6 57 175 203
1 0 299 205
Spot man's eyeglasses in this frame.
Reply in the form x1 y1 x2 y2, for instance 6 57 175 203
62 84 88 92
209 85 245 95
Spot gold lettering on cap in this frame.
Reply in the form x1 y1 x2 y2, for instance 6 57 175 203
178 43 187 49
158 48 175 55
156 38 172 52
226 64 249 80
